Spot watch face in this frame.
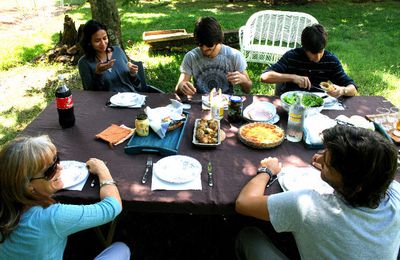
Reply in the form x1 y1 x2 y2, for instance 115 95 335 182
257 167 268 173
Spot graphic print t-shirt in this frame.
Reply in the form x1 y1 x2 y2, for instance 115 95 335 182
180 44 247 94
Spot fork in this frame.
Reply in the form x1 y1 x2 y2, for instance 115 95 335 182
141 157 152 184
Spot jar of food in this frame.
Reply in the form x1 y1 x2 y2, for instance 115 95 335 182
228 96 243 123
211 100 224 120
135 113 150 136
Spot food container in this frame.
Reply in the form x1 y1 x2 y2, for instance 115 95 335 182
192 119 221 147
280 91 324 115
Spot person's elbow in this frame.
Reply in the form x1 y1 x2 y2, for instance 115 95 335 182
260 71 277 84
235 195 249 216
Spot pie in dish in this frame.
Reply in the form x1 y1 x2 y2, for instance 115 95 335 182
238 122 285 148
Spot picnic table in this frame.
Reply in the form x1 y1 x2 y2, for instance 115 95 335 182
20 91 400 215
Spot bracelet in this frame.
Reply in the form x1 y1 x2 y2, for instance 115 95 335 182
99 180 117 188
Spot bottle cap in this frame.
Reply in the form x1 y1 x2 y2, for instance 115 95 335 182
230 96 242 103
136 113 148 120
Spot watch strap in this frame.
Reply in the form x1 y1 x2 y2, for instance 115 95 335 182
257 167 273 180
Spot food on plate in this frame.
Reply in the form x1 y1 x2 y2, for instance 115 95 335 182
320 81 335 92
162 114 186 131
283 93 323 108
195 119 219 144
238 122 285 148
248 108 274 121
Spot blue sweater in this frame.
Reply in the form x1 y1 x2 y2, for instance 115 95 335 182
0 197 121 260
78 46 139 92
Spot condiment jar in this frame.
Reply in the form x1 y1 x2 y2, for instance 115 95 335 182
135 113 150 136
228 96 243 123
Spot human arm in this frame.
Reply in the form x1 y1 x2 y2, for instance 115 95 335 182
86 158 122 207
78 57 108 91
260 70 312 90
226 71 252 93
175 73 197 96
235 157 282 221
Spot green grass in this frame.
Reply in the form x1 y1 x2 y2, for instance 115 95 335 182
0 0 399 147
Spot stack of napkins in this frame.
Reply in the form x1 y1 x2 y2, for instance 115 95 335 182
303 112 336 147
144 99 185 139
96 124 135 147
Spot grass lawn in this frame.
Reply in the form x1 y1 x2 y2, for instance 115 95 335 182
0 0 399 147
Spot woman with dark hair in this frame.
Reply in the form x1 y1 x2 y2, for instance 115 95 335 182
78 20 140 92
0 135 130 259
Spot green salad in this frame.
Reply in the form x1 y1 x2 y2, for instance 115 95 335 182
283 93 323 107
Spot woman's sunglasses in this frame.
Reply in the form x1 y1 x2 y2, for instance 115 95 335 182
30 154 60 181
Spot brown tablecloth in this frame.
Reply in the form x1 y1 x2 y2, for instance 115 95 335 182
21 91 399 215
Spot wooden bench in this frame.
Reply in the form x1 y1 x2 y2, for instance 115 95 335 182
239 10 318 65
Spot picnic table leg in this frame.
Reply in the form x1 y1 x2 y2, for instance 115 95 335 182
93 219 118 248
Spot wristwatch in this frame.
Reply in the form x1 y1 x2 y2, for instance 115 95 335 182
257 167 274 181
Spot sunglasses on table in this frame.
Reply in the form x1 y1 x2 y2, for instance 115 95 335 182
30 154 60 181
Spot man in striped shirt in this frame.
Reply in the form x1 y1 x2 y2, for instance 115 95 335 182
261 24 357 97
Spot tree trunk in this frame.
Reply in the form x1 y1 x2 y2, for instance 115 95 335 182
88 0 123 49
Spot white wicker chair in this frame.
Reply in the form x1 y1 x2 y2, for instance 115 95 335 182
239 10 318 65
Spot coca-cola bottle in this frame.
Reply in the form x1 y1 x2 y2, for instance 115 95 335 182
55 75 75 128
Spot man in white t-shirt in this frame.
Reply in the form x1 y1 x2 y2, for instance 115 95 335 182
235 125 400 259
175 17 252 96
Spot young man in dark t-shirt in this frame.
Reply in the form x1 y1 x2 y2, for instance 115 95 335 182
261 24 357 97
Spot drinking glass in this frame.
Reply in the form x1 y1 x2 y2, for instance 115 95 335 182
389 107 400 130
375 107 390 129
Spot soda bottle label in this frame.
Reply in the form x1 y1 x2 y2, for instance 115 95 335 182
56 96 74 109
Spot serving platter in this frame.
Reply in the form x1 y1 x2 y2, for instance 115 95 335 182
192 119 221 147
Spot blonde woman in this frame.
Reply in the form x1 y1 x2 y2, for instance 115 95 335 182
0 135 130 259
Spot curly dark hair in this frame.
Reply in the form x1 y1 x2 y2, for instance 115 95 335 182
80 20 110 61
194 17 224 47
301 24 328 54
322 125 398 208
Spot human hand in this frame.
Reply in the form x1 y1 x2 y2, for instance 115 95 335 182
326 84 343 98
127 61 138 74
86 158 110 177
260 157 282 175
178 81 196 96
311 153 323 170
95 59 115 74
226 71 244 85
293 75 312 89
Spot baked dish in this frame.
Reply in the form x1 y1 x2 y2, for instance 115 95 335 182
193 119 220 146
238 122 285 149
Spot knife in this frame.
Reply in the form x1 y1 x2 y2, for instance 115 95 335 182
141 157 152 184
207 162 214 187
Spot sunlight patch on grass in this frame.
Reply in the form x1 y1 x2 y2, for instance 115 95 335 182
124 13 167 19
